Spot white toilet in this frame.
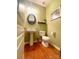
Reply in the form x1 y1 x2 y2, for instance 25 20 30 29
39 31 50 47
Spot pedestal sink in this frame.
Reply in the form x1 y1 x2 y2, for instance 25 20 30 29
26 29 37 46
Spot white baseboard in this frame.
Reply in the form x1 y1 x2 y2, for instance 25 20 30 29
53 44 60 51
25 41 60 51
49 42 60 51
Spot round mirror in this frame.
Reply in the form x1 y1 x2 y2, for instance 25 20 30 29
27 14 36 25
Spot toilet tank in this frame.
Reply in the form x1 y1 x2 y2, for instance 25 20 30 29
39 31 45 36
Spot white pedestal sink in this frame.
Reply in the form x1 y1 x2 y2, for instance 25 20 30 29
27 29 36 46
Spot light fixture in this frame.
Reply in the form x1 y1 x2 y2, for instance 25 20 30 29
42 1 45 5
26 0 37 15
19 3 25 11
27 7 37 15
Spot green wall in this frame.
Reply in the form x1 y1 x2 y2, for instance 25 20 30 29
18 0 61 48
19 0 47 42
46 0 61 48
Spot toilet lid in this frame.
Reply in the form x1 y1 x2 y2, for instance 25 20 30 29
42 36 50 41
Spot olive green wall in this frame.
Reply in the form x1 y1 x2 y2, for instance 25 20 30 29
46 0 61 48
19 0 47 42
18 0 61 47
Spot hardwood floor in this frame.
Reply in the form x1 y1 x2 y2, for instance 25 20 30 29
24 42 60 59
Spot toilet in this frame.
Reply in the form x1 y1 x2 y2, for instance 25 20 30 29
39 31 50 47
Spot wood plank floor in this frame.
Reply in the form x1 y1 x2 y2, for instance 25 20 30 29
24 42 60 59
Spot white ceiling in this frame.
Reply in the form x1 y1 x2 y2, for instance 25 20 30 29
28 0 52 7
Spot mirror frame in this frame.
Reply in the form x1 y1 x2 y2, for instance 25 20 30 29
27 14 36 25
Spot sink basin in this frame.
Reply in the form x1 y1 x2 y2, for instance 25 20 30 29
26 28 37 46
27 29 36 32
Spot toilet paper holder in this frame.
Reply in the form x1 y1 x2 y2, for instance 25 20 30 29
53 32 56 38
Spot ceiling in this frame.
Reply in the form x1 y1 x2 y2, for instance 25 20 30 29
28 0 52 7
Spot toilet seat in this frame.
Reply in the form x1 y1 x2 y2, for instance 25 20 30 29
42 36 50 47
42 36 50 41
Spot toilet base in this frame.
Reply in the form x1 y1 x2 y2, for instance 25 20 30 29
42 41 49 47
